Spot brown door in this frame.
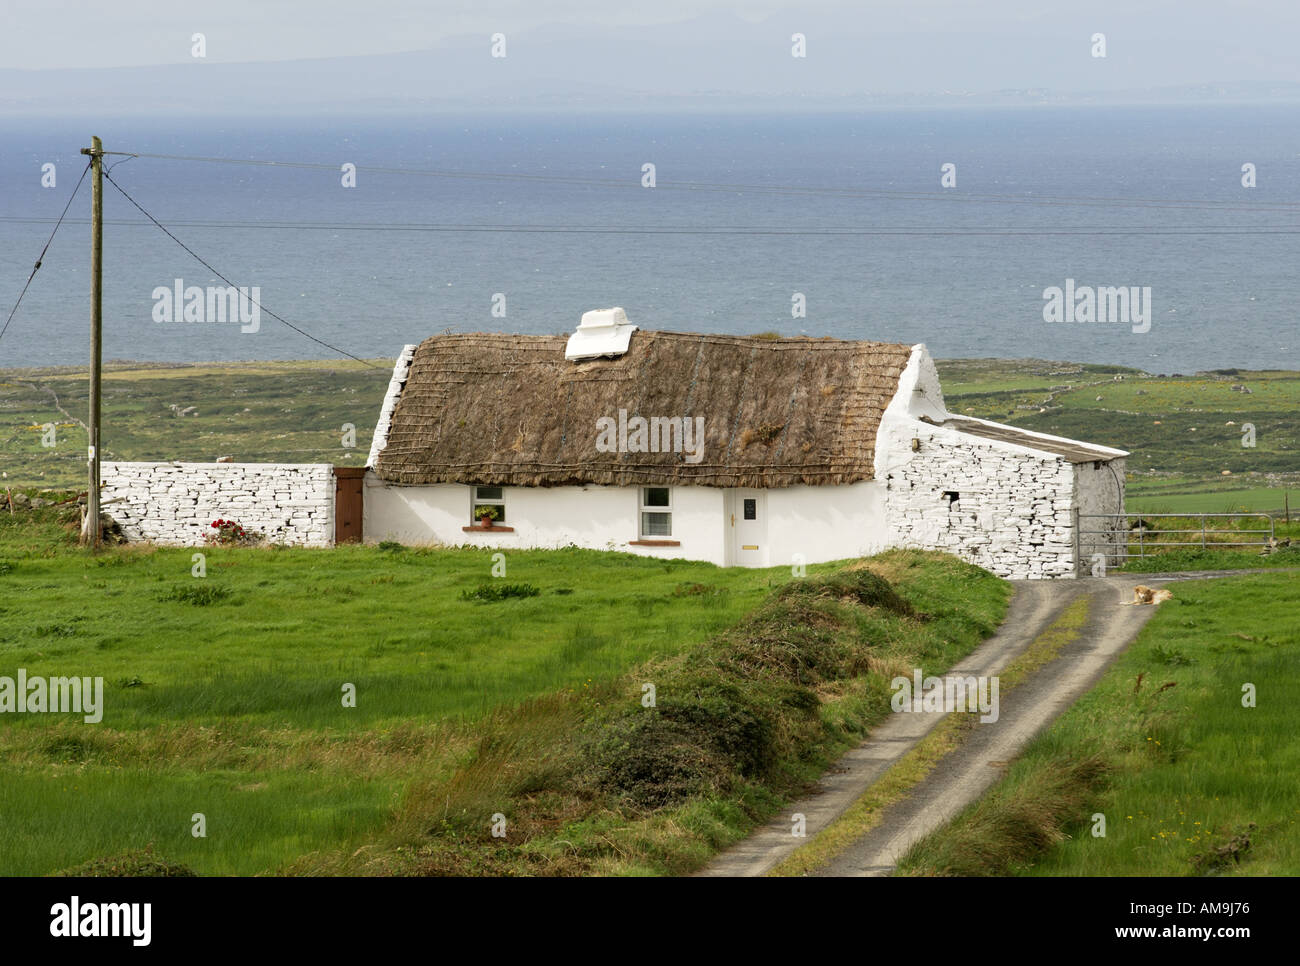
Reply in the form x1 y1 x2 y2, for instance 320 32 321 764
333 467 365 544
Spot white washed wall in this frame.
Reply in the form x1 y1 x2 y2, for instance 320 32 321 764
1075 458 1127 572
363 474 728 564
766 481 892 568
102 462 334 547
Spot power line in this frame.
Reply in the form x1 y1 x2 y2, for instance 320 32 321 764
107 149 1300 214
5 214 1300 237
101 170 381 368
0 160 92 350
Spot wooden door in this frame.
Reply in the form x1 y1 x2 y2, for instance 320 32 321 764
333 467 365 544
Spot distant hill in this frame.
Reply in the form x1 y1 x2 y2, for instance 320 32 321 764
4 10 1300 116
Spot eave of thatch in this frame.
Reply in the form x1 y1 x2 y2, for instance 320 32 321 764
372 330 913 488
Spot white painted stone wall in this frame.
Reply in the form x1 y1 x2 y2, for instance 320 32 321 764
101 462 334 547
874 345 1127 580
878 426 1078 579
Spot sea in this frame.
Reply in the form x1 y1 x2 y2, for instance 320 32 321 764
1 105 1297 373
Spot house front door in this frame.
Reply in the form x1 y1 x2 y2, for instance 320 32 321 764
729 489 767 567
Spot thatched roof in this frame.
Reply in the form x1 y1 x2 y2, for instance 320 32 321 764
372 330 914 488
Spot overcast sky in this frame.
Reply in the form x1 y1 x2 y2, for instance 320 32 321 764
3 0 1296 80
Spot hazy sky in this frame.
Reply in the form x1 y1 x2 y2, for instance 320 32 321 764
5 0 1298 82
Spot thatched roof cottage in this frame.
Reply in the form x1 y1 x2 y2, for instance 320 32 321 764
363 309 1128 578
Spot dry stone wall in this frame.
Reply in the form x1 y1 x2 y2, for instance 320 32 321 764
881 426 1078 579
101 462 334 547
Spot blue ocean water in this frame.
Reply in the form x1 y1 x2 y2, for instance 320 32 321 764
0 106 1296 373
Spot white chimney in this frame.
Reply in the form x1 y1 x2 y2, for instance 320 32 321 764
565 307 638 361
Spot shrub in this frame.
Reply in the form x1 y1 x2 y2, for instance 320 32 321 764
51 846 196 878
158 584 232 606
460 583 540 603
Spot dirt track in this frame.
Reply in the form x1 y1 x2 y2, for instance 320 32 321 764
700 570 1254 878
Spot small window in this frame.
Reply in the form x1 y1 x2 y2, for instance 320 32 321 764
942 491 960 506
640 487 671 538
473 485 506 524
743 498 757 520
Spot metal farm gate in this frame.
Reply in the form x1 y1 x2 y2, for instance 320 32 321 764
1077 512 1275 562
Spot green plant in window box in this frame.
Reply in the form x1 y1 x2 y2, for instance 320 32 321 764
474 505 500 528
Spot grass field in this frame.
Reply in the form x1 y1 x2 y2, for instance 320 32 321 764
937 358 1300 514
3 356 1298 516
895 572 1300 876
0 502 1009 875
0 359 384 487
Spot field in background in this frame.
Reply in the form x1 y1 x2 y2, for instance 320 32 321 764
938 358 1300 515
0 359 385 487
3 356 1296 517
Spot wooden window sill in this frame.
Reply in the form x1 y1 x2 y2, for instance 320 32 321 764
462 525 515 533
629 539 680 547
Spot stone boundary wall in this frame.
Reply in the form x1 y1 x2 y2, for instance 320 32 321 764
101 462 334 547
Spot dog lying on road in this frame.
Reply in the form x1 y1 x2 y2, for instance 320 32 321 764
1128 585 1173 605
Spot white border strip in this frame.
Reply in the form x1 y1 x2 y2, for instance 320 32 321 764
366 344 417 469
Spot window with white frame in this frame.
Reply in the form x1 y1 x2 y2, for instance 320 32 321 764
472 485 506 524
639 487 671 538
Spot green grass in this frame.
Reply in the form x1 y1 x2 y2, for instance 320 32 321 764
1125 487 1300 515
0 506 811 874
0 501 1010 875
0 512 790 729
301 553 1010 876
895 572 1300 876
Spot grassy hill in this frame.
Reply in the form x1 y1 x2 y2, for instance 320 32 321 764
3 356 1296 513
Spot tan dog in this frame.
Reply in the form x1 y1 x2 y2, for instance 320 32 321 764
1129 585 1173 605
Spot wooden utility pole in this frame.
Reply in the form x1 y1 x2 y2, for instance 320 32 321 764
79 135 103 548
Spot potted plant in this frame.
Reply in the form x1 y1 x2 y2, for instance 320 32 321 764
474 505 500 529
